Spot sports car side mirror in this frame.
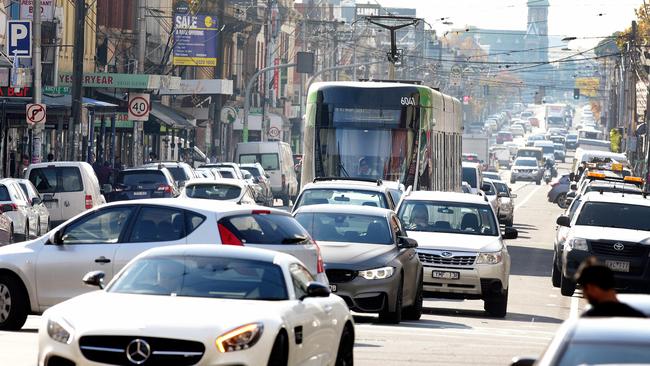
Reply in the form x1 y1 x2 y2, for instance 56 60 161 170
83 271 106 289
556 215 571 227
398 236 418 249
48 230 63 245
503 227 518 240
303 282 330 299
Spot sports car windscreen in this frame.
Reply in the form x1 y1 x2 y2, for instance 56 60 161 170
108 256 289 300
398 201 498 236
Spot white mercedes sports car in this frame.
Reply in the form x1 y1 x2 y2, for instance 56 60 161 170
38 245 354 366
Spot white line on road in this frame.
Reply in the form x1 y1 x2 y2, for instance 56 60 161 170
515 185 543 211
570 295 580 318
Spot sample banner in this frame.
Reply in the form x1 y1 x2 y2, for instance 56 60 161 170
173 13 218 66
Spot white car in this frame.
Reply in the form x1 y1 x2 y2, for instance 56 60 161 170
16 178 50 236
0 178 40 241
38 245 354 366
396 191 518 317
180 178 257 204
0 199 326 330
292 177 398 213
481 178 499 214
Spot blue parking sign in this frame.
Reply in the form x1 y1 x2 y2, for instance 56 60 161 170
7 20 32 59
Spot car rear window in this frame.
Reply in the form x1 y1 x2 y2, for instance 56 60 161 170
240 154 280 171
217 169 235 179
119 171 167 186
0 186 11 201
29 167 83 193
166 167 189 182
297 189 387 209
218 213 311 245
296 212 392 244
241 167 261 178
462 167 477 188
185 184 242 200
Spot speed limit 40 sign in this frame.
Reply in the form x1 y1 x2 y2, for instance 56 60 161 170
128 93 151 121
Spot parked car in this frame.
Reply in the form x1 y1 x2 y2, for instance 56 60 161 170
16 178 50 236
481 179 499 214
0 178 40 241
493 180 516 226
142 161 199 187
240 163 274 206
0 207 14 245
294 204 423 324
483 172 501 181
26 162 106 227
0 199 326 330
38 245 354 366
547 174 571 209
397 191 518 317
180 178 257 204
235 142 299 206
105 167 180 202
293 177 397 213
510 157 542 185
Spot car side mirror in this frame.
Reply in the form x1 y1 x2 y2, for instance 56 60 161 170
31 196 42 205
398 236 418 249
510 357 536 366
101 184 113 194
302 282 330 300
244 172 252 180
503 227 518 240
83 271 106 289
570 183 577 190
556 215 571 227
265 173 270 178
48 230 63 245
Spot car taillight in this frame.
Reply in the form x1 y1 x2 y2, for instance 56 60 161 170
252 210 271 215
314 241 325 273
218 223 243 246
156 184 173 193
85 195 93 209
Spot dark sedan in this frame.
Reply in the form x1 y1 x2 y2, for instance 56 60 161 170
105 167 180 202
295 204 423 324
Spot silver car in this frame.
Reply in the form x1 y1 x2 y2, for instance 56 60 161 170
295 204 423 324
16 179 50 236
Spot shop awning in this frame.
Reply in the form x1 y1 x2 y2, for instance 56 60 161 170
42 95 118 110
150 101 196 129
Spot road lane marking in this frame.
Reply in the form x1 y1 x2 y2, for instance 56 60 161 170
514 185 543 211
570 295 580 318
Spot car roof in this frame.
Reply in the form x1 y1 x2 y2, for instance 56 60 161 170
402 191 490 205
514 157 537 162
143 162 190 168
302 180 388 191
294 203 393 217
185 178 246 187
139 244 295 265
122 166 167 172
570 318 650 343
534 141 554 146
580 191 650 206
461 162 481 168
99 198 292 217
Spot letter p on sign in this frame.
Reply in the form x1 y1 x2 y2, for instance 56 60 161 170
7 20 32 58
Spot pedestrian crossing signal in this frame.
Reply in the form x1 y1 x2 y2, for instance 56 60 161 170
573 88 580 100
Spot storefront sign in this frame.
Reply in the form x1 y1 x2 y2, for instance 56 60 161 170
158 79 233 95
43 85 70 95
172 12 218 66
94 113 134 129
20 0 54 21
58 73 163 89
0 86 31 97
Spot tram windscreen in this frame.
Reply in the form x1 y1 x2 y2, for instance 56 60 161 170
314 107 416 183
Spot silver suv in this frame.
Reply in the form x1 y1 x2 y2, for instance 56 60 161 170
396 191 518 317
292 177 397 213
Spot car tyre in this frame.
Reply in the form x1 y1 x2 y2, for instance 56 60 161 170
510 177 516 184
556 193 568 209
379 276 402 324
560 273 576 297
402 272 423 321
484 289 508 318
552 260 561 288
0 274 29 330
335 323 355 366
267 331 289 366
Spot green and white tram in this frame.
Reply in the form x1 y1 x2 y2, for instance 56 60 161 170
301 81 463 191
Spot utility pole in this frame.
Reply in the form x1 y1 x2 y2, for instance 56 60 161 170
70 0 86 160
262 0 276 142
32 0 43 162
137 0 146 73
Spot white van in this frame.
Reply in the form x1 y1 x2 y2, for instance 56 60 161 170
25 162 106 227
235 142 298 205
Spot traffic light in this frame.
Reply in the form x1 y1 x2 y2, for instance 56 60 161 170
573 88 580 100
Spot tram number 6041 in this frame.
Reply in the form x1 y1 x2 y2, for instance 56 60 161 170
401 96 416 106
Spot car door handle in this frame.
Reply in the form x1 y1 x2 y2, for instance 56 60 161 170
94 256 111 264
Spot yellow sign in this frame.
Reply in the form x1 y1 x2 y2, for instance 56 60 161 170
575 77 600 98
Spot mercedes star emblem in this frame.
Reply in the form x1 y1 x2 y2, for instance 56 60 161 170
441 251 453 258
613 242 625 251
126 339 151 365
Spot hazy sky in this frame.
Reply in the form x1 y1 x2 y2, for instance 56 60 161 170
375 0 644 48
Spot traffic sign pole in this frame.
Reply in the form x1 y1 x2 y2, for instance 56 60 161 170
32 0 43 163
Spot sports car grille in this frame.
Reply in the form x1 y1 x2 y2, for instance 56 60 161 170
589 241 648 257
418 252 476 266
79 336 205 366
326 269 357 283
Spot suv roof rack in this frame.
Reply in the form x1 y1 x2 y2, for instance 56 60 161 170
313 176 383 186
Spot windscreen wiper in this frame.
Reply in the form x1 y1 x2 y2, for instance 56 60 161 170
338 162 350 177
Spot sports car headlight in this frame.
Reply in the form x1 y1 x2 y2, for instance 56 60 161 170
216 323 264 353
47 318 74 344
567 238 588 251
358 266 394 280
476 252 503 265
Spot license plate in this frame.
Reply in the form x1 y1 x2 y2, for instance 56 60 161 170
329 284 337 292
432 271 460 280
605 260 630 273
133 192 147 196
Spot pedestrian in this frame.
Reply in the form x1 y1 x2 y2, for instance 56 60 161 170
576 258 646 318
113 156 123 172
47 152 54 162
97 161 112 186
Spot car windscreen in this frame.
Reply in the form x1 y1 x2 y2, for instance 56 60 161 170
297 189 387 209
296 212 392 244
108 255 288 300
557 342 650 366
575 202 650 230
28 167 83 193
239 154 280 171
185 184 242 200
540 146 554 154
462 167 477 188
493 182 509 195
481 182 496 195
518 150 541 159
119 171 167 187
166 167 189 182
218 213 312 245
0 186 11 201
398 201 498 236
514 159 537 167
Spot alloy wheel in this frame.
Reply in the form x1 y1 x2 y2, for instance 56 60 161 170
0 283 11 323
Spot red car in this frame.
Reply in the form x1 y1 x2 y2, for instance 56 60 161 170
528 117 540 127
496 131 513 144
